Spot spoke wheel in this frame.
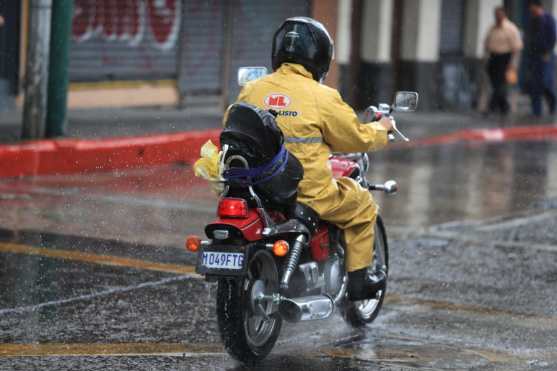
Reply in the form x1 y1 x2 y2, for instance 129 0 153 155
217 249 282 364
244 251 280 347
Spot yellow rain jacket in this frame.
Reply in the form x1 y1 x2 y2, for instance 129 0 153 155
236 63 389 271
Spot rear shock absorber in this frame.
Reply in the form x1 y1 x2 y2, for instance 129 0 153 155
280 234 307 291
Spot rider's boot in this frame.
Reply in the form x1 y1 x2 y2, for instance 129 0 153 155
347 268 386 301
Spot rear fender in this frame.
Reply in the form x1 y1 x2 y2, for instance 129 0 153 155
205 209 264 242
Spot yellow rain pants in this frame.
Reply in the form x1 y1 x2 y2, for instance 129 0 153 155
236 63 388 272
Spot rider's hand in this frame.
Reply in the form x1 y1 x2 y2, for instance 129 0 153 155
377 116 394 132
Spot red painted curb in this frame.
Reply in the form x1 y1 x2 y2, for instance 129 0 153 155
1 124 556 178
395 124 557 149
0 129 221 178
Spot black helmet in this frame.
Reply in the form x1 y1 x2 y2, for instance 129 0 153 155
272 17 334 82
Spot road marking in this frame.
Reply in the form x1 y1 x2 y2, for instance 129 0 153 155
386 294 557 328
3 242 555 331
420 230 557 253
1 336 553 367
318 333 557 367
0 242 198 275
425 207 557 231
0 342 224 357
472 210 557 232
0 275 192 316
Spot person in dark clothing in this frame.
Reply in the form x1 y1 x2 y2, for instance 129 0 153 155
484 7 523 116
524 0 557 116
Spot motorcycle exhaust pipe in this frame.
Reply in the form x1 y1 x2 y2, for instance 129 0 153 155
279 295 334 322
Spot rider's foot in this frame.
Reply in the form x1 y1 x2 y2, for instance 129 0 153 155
347 268 386 301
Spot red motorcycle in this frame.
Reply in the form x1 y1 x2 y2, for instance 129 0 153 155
186 91 417 364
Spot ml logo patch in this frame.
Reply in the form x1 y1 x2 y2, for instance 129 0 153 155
264 94 291 108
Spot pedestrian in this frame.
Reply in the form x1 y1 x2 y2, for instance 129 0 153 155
523 0 557 117
483 6 523 116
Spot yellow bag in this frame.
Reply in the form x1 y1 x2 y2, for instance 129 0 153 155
193 140 223 194
506 67 518 86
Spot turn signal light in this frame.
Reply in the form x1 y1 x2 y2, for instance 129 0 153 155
272 240 289 257
185 235 201 252
218 198 249 218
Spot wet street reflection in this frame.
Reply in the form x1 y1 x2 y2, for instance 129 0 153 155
0 140 555 246
373 140 557 227
0 139 556 370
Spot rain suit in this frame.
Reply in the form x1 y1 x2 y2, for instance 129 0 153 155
236 63 388 272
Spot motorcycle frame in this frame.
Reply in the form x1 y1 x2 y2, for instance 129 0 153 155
200 152 371 286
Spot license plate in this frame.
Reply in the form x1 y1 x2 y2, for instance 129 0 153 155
202 252 244 270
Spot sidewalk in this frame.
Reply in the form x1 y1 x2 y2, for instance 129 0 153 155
1 102 557 177
3 106 556 143
0 105 223 143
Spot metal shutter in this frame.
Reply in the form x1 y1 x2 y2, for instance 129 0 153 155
69 0 181 81
177 0 224 95
227 0 311 102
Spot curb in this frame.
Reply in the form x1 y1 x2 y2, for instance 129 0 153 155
0 129 221 178
1 124 556 178
397 124 557 148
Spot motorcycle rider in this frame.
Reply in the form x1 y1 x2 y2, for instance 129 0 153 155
235 17 393 301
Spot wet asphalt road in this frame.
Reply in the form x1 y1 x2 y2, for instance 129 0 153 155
0 139 556 370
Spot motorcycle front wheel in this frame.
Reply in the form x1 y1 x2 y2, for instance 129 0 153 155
216 249 282 364
343 216 389 328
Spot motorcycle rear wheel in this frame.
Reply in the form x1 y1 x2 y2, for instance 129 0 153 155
216 249 282 364
343 216 389 328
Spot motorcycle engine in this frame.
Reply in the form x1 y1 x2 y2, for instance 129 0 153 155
289 253 343 298
323 253 343 297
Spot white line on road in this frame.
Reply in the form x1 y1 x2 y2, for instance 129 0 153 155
422 230 557 253
0 275 192 316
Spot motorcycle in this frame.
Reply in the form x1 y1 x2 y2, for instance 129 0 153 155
186 71 418 363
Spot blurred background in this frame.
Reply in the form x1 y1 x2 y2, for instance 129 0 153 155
1 2 557 368
1 0 555 142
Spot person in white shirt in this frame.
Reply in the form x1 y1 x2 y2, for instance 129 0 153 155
484 6 523 115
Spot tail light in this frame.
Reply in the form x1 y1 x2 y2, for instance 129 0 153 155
185 235 201 252
218 198 249 218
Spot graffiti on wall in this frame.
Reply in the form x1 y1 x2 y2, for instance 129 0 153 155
72 0 181 51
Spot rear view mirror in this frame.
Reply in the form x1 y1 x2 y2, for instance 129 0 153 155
393 91 419 112
238 67 268 86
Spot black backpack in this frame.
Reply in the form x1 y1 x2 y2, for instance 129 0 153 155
220 103 303 208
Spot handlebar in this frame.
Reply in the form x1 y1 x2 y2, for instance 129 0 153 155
365 105 410 142
369 180 398 194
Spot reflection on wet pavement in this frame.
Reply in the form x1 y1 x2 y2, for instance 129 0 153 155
1 139 557 370
0 140 555 248
372 141 557 227
1 222 555 369
0 164 215 247
0 332 551 370
0 242 197 276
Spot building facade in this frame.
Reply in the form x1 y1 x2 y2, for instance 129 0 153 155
1 0 556 112
346 0 557 111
